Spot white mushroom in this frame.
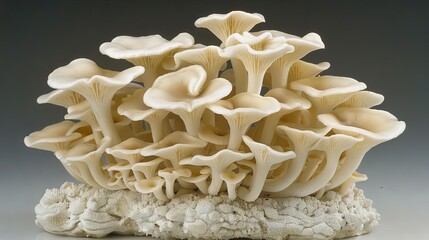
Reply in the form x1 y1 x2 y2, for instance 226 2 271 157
287 61 331 85
195 11 265 44
144 65 232 136
338 171 368 195
318 107 406 191
238 136 296 201
263 125 331 192
107 162 133 190
65 101 102 144
37 89 85 108
47 58 145 146
158 167 192 199
338 91 385 108
290 75 367 124
105 137 150 164
221 32 294 94
181 171 210 195
272 134 362 197
141 131 207 169
134 176 168 201
131 157 165 180
208 93 281 150
100 33 194 87
259 88 311 145
180 149 253 195
220 171 246 200
117 89 169 142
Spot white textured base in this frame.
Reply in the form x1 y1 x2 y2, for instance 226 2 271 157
35 182 379 239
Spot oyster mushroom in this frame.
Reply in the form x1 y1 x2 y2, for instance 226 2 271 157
338 171 368 195
165 46 229 80
238 136 296 201
208 93 281 150
256 31 325 88
221 32 294 94
263 124 331 192
180 149 253 195
141 131 207 169
37 89 85 108
107 162 133 190
181 171 210 195
47 58 145 146
318 107 405 191
338 91 385 108
272 134 362 197
288 61 331 85
131 157 165 180
117 89 169 142
158 167 192 199
290 75 367 124
195 11 265 44
105 137 150 164
259 88 311 145
134 176 168 201
100 33 194 87
220 171 246 200
65 101 102 144
144 65 232 137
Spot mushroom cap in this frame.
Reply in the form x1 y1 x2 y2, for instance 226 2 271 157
57 137 111 163
222 32 294 60
164 45 227 70
24 121 82 151
254 30 325 51
37 89 85 108
265 88 311 111
288 61 331 83
338 91 385 108
144 65 232 112
134 176 165 194
220 171 246 185
99 33 194 59
47 58 144 93
276 124 331 149
290 75 367 98
208 92 281 117
318 107 406 141
195 11 265 42
106 138 150 160
141 131 207 158
181 149 253 168
132 157 165 169
242 135 296 165
158 167 192 178
107 161 132 172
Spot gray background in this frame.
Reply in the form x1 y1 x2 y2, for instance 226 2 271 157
0 1 428 239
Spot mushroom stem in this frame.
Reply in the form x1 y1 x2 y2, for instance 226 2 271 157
92 102 121 146
246 66 266 94
227 116 251 150
175 108 205 137
147 118 164 143
208 169 223 195
259 111 282 145
271 63 292 88
231 59 248 93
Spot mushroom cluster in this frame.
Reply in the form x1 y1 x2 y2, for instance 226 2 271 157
25 11 405 202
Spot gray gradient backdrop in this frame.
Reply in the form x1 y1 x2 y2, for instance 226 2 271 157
1 1 428 239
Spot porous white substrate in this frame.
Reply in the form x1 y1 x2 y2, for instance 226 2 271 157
35 182 379 239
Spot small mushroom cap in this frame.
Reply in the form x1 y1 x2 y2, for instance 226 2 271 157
242 135 296 165
265 88 311 111
37 89 85 108
144 65 232 112
290 75 367 98
195 11 265 43
220 171 246 185
58 137 111 163
350 171 368 182
288 61 331 83
134 176 165 194
158 167 192 178
180 149 253 167
181 173 210 183
106 137 150 160
276 124 331 149
338 91 385 108
24 121 82 151
132 157 164 169
99 33 194 59
318 107 406 141
47 58 144 93
107 161 132 172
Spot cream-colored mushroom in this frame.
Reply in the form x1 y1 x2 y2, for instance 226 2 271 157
106 137 150 164
165 46 229 80
198 123 229 146
141 131 207 169
297 151 325 182
338 91 385 108
259 88 311 145
65 101 102 144
263 124 331 192
181 171 210 195
195 11 265 44
37 89 85 108
318 107 405 191
290 75 367 125
100 33 194 87
221 32 294 94
272 134 362 197
47 58 145 146
131 157 165 180
220 171 246 200
338 171 368 195
288 61 331 85
134 176 168 201
255 31 325 88
117 89 169 142
107 162 133 190
237 136 296 201
208 93 281 150
158 167 192 199
144 65 232 136
180 149 253 195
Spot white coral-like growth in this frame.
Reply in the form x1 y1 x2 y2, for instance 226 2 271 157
25 11 405 202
